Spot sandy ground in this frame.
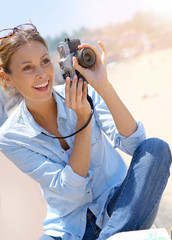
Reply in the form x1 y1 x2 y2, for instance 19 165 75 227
108 49 172 229
0 48 172 240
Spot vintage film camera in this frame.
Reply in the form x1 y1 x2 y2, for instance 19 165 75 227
57 38 96 81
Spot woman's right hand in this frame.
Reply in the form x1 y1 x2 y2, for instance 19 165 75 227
72 41 108 96
65 75 92 125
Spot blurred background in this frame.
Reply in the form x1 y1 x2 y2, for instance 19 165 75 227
0 0 172 239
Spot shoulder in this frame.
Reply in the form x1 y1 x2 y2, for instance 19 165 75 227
0 100 39 147
0 103 22 148
0 103 22 132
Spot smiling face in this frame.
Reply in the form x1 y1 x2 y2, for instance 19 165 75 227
6 40 54 107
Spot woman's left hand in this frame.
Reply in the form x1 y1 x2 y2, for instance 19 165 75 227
73 41 108 94
65 75 92 124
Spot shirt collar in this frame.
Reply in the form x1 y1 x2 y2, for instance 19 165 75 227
21 101 43 137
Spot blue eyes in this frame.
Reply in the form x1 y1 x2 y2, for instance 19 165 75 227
22 58 50 72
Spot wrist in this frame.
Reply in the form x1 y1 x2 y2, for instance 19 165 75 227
77 109 92 122
76 110 93 129
96 80 112 97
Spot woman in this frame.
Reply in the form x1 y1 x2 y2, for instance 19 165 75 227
0 24 171 240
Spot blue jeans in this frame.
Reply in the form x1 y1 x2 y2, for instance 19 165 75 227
39 138 172 240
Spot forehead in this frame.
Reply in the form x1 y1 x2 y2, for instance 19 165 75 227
11 40 48 63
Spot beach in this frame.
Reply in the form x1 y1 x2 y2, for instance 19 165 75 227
108 48 172 228
0 48 172 240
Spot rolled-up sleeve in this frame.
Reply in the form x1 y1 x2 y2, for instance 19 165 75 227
61 165 90 187
89 87 146 156
115 121 146 156
0 138 92 216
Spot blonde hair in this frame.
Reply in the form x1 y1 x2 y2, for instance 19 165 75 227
0 29 48 92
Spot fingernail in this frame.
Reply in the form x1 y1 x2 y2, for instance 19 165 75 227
73 75 77 79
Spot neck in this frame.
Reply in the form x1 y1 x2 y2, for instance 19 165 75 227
26 94 57 124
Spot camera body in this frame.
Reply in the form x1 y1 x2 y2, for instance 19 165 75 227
57 38 96 81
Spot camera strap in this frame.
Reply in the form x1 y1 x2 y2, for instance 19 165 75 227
41 91 94 140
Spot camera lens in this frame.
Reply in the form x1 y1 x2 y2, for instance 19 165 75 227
75 47 96 68
84 53 91 62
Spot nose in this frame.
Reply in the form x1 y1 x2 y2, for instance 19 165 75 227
36 66 46 78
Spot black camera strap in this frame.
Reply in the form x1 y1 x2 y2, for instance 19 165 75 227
41 91 94 140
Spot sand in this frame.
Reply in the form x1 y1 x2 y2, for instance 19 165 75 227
0 48 172 240
108 48 172 228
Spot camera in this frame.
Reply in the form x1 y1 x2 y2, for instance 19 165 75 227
57 38 96 81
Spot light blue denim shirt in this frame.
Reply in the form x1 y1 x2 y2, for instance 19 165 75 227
0 84 146 239
0 92 8 126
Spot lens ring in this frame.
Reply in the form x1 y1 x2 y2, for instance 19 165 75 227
81 48 96 67
75 47 96 68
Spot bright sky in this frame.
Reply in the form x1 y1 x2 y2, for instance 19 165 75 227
1 0 172 38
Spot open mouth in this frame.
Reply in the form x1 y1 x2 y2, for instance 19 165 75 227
33 80 49 90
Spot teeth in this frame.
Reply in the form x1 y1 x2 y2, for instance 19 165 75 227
34 81 48 88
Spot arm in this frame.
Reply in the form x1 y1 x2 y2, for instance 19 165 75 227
73 41 137 138
0 141 91 216
97 81 137 137
65 76 92 178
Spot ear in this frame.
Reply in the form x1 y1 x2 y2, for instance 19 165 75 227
0 70 15 88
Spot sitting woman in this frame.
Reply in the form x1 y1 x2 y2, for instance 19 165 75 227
0 23 171 240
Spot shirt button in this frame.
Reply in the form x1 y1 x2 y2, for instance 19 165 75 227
61 150 64 154
94 138 97 141
87 190 90 194
82 218 85 222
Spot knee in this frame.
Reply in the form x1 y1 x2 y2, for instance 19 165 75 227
137 138 172 171
143 138 171 158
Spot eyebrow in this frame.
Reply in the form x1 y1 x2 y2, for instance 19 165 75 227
19 53 49 66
